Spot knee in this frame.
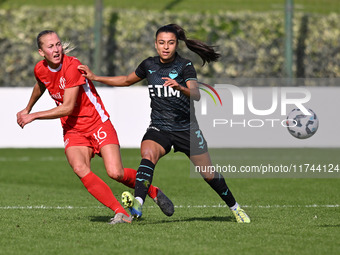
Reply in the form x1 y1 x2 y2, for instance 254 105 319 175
140 149 159 165
107 168 124 181
72 163 90 178
201 170 217 182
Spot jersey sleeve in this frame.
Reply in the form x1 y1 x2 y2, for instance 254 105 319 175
182 61 197 82
135 58 149 79
64 59 87 89
33 61 44 84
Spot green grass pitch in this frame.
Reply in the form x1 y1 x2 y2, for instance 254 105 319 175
0 148 339 255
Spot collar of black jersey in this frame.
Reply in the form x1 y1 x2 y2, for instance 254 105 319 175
156 52 180 67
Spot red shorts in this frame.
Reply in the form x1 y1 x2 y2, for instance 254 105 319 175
63 120 119 156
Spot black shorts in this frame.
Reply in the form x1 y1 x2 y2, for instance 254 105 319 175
142 126 208 157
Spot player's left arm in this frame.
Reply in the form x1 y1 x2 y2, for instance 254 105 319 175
18 86 79 128
162 78 200 101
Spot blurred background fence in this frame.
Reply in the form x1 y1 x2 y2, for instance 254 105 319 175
0 0 339 87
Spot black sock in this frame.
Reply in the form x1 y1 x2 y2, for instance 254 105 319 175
205 172 236 208
134 158 155 202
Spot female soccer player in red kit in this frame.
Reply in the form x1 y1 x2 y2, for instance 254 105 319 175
16 30 173 224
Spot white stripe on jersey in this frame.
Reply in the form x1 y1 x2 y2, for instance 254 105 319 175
82 79 109 123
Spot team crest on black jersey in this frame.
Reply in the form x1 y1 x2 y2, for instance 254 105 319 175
169 70 178 79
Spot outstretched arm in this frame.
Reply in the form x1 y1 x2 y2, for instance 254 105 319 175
77 65 142 86
17 85 79 128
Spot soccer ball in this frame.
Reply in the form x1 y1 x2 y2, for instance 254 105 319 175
286 108 319 139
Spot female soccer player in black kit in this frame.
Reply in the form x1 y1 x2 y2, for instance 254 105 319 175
78 24 250 223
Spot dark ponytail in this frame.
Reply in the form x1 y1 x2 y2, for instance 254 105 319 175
156 24 220 66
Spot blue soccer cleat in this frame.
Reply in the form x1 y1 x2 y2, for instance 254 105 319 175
122 191 142 219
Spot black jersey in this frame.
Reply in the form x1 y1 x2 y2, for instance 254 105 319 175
135 53 199 131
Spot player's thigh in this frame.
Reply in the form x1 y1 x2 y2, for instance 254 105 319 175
189 151 215 180
189 129 208 157
65 146 93 178
100 144 124 180
141 139 167 165
141 128 170 164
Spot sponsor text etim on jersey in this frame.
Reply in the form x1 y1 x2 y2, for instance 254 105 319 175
34 54 109 133
135 53 199 131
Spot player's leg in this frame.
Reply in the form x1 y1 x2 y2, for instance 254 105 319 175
189 128 250 223
134 128 172 204
122 140 165 218
135 139 166 200
97 121 159 199
122 135 174 218
189 128 237 207
190 152 250 223
100 143 125 180
65 146 131 223
190 151 237 206
100 140 173 218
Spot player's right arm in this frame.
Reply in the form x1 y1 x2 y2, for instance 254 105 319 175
77 65 142 86
17 81 46 118
17 85 79 129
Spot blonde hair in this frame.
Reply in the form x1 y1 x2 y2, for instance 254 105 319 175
37 30 76 54
62 41 76 54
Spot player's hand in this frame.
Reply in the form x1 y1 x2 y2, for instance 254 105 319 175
77 65 96 81
162 77 183 91
17 110 34 129
16 108 28 126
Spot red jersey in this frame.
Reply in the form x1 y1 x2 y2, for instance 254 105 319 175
34 54 109 133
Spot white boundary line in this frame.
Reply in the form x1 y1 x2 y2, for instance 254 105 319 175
0 204 338 210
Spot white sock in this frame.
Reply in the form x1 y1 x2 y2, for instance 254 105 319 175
230 202 239 210
135 196 144 206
